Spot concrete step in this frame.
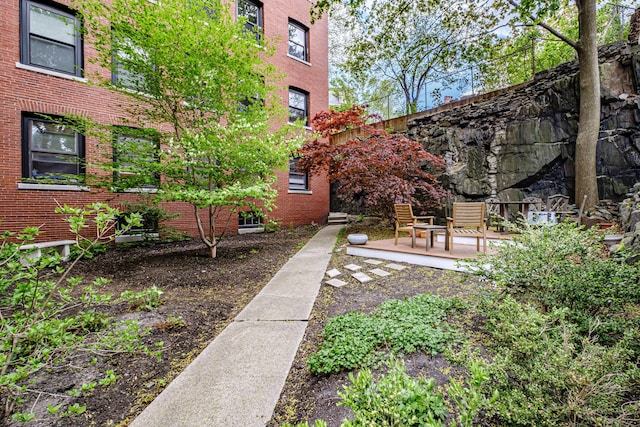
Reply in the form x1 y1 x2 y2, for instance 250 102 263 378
328 212 348 224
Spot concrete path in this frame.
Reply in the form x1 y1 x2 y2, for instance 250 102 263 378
131 225 342 427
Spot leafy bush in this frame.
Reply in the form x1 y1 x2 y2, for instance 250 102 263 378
469 221 640 344
307 294 462 374
466 295 640 427
339 358 447 427
120 285 164 311
0 203 161 420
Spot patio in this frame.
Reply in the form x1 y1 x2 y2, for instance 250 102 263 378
346 231 510 272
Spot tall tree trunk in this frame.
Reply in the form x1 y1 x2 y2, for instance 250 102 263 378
574 0 600 210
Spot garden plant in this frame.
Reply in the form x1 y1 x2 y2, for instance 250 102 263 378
0 203 162 422
282 221 640 426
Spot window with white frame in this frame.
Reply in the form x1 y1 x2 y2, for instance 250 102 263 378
113 128 160 190
238 211 263 229
289 158 308 191
20 0 82 76
22 114 84 183
288 19 308 62
237 0 262 42
288 88 309 126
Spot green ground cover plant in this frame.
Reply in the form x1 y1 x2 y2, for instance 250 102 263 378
457 295 640 426
0 203 162 421
307 294 463 374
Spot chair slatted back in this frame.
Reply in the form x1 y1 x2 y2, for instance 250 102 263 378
451 202 485 227
547 194 570 212
394 204 415 225
523 197 545 211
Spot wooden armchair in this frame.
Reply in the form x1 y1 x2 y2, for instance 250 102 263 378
394 204 434 246
446 202 487 255
547 194 572 222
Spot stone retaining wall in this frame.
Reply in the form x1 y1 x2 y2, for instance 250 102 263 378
406 42 640 204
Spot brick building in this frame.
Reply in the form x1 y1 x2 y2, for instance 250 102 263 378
0 0 329 241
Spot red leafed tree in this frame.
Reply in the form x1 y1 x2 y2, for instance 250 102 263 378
297 105 448 219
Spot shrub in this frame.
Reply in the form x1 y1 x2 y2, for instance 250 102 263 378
467 295 640 426
469 221 640 345
0 203 161 421
339 358 447 427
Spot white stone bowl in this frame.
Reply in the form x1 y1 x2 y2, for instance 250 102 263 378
347 233 368 245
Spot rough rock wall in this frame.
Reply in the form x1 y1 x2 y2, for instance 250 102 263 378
406 42 640 204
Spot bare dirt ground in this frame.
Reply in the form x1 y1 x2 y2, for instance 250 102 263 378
5 223 483 427
4 225 321 427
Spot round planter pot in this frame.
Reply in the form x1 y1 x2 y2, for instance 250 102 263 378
347 233 368 245
603 234 624 248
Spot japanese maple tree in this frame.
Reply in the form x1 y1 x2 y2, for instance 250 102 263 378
297 105 448 219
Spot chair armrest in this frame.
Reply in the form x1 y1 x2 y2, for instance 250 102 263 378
414 215 434 225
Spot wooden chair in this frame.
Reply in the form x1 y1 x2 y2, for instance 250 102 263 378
447 202 487 255
523 196 545 212
394 204 434 246
547 194 572 221
547 194 570 212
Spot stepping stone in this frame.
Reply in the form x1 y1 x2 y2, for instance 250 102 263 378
326 268 342 278
370 268 391 277
344 264 362 271
326 278 348 288
352 272 373 283
386 263 407 271
364 259 383 265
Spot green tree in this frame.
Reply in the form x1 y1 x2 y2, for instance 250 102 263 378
318 0 497 116
313 0 625 209
75 0 305 258
498 0 600 210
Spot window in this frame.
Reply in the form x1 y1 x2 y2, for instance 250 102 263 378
20 0 82 76
113 129 160 190
288 20 308 62
116 211 159 239
289 158 308 191
237 0 262 42
111 38 147 90
238 211 263 229
288 88 309 126
22 115 84 183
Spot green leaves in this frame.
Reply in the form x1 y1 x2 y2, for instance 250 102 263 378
74 0 304 256
307 294 462 374
339 358 447 427
0 205 159 420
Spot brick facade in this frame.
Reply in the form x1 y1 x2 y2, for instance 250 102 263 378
0 0 329 241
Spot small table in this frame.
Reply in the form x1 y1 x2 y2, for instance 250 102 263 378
412 224 448 251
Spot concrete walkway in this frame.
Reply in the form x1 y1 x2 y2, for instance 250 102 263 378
131 225 342 427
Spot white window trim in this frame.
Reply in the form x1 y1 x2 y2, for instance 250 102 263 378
18 182 89 191
16 62 88 83
288 189 312 195
287 54 312 66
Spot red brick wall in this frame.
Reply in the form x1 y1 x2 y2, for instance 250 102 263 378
0 0 329 241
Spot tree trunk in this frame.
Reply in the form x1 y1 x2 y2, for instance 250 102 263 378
574 0 600 210
194 206 217 258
